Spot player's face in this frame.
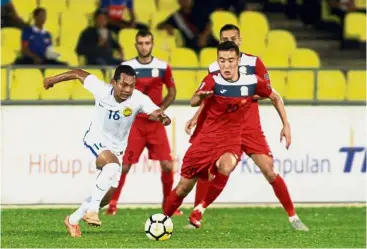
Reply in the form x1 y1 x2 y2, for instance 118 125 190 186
220 30 241 47
113 73 136 102
96 14 108 28
178 0 193 9
35 10 46 26
135 35 153 58
217 50 240 80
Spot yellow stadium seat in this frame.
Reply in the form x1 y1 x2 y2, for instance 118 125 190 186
199 48 217 68
39 0 67 14
240 37 266 57
60 10 89 49
289 49 320 68
11 69 43 100
54 47 79 66
1 49 17 65
268 70 287 98
12 0 37 21
40 69 73 100
267 30 297 55
355 0 366 8
153 30 177 51
170 48 198 67
347 70 366 101
68 0 98 14
134 0 157 25
344 13 366 41
1 28 21 52
71 69 106 100
239 11 269 42
1 69 8 100
123 46 138 60
197 70 209 83
156 0 179 12
119 28 139 48
317 70 346 100
262 49 289 68
173 71 197 100
287 71 314 100
44 12 61 45
152 48 170 62
211 11 239 40
151 11 173 29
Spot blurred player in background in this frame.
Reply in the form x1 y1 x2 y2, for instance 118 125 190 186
106 30 182 216
185 24 309 231
43 65 171 237
163 42 273 224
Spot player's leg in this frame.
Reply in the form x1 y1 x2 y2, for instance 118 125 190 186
106 124 146 215
193 178 211 207
163 176 198 217
188 153 237 228
146 123 182 215
251 154 308 231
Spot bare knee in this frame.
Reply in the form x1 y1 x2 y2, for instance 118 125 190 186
160 160 173 172
96 150 120 169
217 153 237 175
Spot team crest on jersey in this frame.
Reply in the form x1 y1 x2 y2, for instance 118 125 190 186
122 107 133 117
151 68 159 77
239 66 247 74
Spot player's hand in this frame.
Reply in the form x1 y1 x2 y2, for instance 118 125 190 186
43 77 55 90
280 123 291 149
197 90 213 99
185 118 197 135
158 113 171 126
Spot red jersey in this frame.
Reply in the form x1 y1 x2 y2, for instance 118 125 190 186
208 53 271 134
122 57 175 118
190 72 272 147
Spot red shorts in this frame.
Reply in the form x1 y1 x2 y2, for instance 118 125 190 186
123 118 172 164
181 141 242 180
241 132 273 158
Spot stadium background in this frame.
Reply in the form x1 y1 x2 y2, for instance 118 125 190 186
0 0 366 248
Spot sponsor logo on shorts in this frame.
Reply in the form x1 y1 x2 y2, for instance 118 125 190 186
122 107 133 117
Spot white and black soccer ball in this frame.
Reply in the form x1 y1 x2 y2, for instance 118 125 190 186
144 213 173 241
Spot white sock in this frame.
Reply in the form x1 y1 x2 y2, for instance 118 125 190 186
289 214 299 222
194 203 206 214
88 163 121 212
69 196 92 225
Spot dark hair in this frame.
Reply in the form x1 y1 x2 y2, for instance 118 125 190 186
33 7 46 18
217 41 240 56
113 65 136 80
135 29 154 42
219 24 240 36
94 9 108 19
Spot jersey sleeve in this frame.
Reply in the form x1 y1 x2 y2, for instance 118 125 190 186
196 74 215 93
138 92 160 114
83 74 108 99
255 76 272 97
255 57 271 85
162 65 175 88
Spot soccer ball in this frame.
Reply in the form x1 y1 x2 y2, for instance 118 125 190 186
144 213 173 241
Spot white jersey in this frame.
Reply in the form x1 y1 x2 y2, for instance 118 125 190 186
82 74 159 156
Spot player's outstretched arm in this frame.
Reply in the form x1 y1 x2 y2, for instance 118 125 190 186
189 91 213 107
185 102 204 135
268 90 291 149
43 69 90 90
148 110 171 126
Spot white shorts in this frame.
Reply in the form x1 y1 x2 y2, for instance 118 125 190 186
83 136 123 158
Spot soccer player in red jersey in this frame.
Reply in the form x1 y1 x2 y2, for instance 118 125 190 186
106 30 182 216
163 41 274 226
185 24 309 231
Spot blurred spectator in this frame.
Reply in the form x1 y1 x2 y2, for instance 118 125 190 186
216 0 247 15
157 0 218 53
14 8 66 65
100 0 149 33
76 10 123 65
1 0 28 29
328 0 357 39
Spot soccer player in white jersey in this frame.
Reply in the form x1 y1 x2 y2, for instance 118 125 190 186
43 65 171 238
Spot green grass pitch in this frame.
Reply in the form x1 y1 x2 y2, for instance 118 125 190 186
1 206 365 248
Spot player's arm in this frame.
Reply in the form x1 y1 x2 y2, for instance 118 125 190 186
161 65 176 111
190 75 215 107
43 69 90 89
185 103 204 135
139 92 171 126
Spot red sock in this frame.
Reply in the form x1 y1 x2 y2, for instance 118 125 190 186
194 178 210 206
201 172 229 208
163 189 184 217
109 173 127 207
161 171 174 206
271 175 296 216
